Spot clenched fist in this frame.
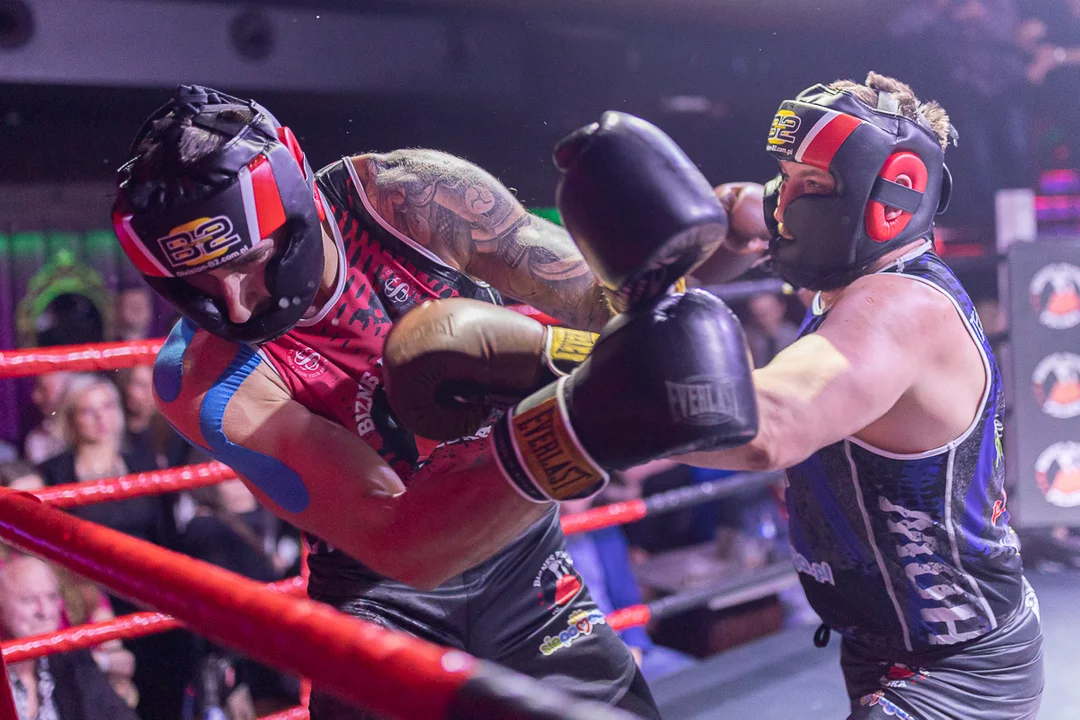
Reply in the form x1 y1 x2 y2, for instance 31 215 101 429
715 182 769 255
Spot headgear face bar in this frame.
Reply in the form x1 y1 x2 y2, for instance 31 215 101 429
762 83 954 291
113 85 326 345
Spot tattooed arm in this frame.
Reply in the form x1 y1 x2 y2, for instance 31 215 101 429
350 149 614 331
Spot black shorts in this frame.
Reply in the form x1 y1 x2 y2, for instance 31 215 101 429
306 507 661 720
842 579 1043 720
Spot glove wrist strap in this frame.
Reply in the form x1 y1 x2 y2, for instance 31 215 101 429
543 326 599 378
492 376 609 503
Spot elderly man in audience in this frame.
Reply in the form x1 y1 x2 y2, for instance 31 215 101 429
0 552 138 720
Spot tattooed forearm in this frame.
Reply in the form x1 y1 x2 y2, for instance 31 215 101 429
351 150 614 331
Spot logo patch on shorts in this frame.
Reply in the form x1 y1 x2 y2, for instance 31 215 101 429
878 663 928 689
534 551 584 614
539 609 607 656
860 691 917 719
1024 580 1041 622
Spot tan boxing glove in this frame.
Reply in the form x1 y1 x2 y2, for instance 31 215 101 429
382 299 597 442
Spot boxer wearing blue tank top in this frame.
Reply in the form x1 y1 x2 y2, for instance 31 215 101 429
681 72 1043 719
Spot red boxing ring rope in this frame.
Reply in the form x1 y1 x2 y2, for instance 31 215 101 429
0 490 634 720
31 461 236 508
0 488 472 719
1 577 306 663
561 499 648 536
259 709 310 720
0 339 164 377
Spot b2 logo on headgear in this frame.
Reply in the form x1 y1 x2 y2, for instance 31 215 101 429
158 216 244 273
767 109 801 149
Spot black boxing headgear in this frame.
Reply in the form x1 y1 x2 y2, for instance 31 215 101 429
762 83 954 290
113 85 327 345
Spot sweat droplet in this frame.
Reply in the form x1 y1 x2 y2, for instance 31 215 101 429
292 296 302 305
278 298 290 309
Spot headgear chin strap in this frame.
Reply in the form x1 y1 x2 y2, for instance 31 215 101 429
113 84 326 345
762 83 954 291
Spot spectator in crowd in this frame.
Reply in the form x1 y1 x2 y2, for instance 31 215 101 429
0 461 44 492
113 365 165 469
180 480 301 716
24 372 72 465
891 0 1036 227
113 363 210 471
113 284 155 343
183 479 298 581
52 565 139 709
0 552 138 720
184 653 257 720
1022 0 1080 85
38 374 171 546
36 373 184 720
743 293 801 369
35 294 105 349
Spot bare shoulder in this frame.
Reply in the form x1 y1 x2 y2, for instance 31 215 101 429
346 150 525 270
152 323 287 446
828 272 956 339
347 151 609 330
349 149 494 182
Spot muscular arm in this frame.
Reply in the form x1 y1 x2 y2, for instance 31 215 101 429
678 274 955 471
351 150 613 330
156 328 550 590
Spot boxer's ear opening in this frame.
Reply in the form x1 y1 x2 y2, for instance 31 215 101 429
883 175 914 222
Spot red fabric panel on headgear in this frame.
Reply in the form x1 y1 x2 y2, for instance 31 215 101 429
276 126 325 221
247 155 287 239
798 113 861 170
113 208 170 277
276 127 306 177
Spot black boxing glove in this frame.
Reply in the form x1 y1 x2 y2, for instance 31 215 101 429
492 289 758 502
554 112 728 310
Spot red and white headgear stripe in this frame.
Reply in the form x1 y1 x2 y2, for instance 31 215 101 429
794 111 862 170
113 210 172 278
242 155 287 246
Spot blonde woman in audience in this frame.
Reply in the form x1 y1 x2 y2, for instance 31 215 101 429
37 374 183 720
